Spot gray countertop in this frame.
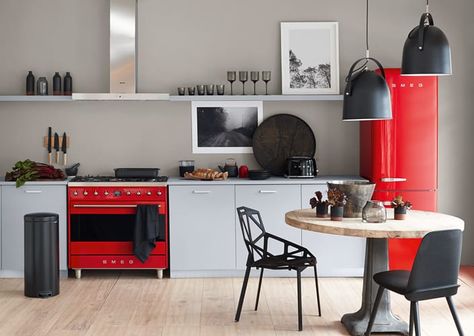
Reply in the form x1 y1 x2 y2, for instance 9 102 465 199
167 175 367 185
0 176 367 186
0 177 71 186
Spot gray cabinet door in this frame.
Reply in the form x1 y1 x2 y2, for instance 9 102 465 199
301 184 365 276
235 185 301 270
169 185 235 272
0 186 2 269
1 185 67 273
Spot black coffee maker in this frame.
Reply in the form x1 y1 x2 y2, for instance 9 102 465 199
285 156 318 178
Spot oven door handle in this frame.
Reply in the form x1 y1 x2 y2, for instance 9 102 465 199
73 204 161 208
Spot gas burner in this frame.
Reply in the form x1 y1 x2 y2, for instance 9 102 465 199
70 176 168 183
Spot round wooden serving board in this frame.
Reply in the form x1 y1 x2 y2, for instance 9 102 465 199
252 114 316 176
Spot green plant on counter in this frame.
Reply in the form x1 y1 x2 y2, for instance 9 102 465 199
310 191 328 208
327 188 347 207
5 159 65 188
391 195 412 209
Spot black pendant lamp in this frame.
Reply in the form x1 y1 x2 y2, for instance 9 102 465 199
342 0 392 121
401 0 452 76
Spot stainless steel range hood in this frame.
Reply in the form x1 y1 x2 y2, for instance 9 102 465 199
73 0 169 101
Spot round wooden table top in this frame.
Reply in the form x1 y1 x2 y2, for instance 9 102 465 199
285 208 465 239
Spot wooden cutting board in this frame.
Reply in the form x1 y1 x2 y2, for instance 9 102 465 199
252 114 316 176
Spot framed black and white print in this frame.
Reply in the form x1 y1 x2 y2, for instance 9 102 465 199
192 101 263 154
281 22 339 94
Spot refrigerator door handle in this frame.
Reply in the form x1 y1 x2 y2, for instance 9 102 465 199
381 177 407 182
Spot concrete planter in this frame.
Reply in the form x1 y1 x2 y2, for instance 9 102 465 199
327 181 376 218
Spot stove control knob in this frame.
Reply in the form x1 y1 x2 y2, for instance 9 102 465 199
94 191 99 196
73 191 78 196
136 191 142 196
83 191 89 196
147 191 152 196
104 191 109 196
157 191 162 196
114 191 122 197
126 191 131 196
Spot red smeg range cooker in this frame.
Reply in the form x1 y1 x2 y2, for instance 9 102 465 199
68 176 168 279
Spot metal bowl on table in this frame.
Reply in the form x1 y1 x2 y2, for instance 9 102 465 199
327 181 376 218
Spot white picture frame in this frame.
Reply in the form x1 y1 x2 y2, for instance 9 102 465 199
192 101 263 154
281 22 340 95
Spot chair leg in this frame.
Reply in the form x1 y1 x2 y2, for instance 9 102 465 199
364 285 384 336
446 296 464 336
409 301 415 336
314 264 322 317
297 269 303 331
255 268 264 311
235 266 251 322
413 301 421 336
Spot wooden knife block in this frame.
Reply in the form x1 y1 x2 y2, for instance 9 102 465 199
43 136 70 148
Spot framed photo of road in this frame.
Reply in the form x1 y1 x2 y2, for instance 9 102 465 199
192 101 263 154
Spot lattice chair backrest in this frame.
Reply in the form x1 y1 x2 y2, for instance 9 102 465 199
236 207 266 263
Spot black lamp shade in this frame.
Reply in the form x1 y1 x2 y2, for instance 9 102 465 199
401 13 452 76
343 58 392 121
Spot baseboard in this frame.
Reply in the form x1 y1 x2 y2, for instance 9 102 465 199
0 270 69 279
170 268 364 278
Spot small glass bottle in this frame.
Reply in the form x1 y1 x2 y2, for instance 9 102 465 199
26 71 35 95
362 201 387 223
63 72 73 95
36 77 48 96
53 72 62 95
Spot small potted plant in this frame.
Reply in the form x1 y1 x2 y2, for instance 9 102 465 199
328 188 347 221
391 195 412 220
310 191 329 218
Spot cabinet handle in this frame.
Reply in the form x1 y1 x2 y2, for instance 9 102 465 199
24 190 43 194
381 177 407 182
73 204 161 208
259 190 277 194
192 190 211 194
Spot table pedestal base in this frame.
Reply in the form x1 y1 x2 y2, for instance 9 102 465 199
341 238 409 336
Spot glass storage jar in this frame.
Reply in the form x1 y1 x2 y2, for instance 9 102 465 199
362 200 387 223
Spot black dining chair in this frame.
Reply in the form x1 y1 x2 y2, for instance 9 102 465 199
365 229 464 336
235 206 321 331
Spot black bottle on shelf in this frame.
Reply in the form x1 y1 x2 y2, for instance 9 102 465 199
26 71 35 95
53 72 62 95
63 72 72 96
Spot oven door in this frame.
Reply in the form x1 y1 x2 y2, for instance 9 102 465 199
68 202 167 255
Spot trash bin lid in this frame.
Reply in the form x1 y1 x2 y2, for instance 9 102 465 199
24 213 59 222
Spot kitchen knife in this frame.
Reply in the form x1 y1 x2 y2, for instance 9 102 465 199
62 132 67 166
47 127 52 165
54 132 60 163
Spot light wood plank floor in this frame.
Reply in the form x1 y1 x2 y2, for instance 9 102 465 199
0 268 473 336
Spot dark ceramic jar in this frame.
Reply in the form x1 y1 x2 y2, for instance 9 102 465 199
316 203 329 218
330 206 344 221
394 206 407 220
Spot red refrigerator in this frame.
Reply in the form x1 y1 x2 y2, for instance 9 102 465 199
360 68 438 270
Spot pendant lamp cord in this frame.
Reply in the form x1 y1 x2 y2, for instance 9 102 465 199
426 0 429 13
349 0 369 76
366 0 369 58
347 0 371 78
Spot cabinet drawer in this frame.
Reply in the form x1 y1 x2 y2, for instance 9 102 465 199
1 185 67 273
235 185 301 270
301 184 365 276
169 185 235 271
70 255 167 269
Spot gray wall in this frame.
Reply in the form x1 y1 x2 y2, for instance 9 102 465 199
0 0 472 264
